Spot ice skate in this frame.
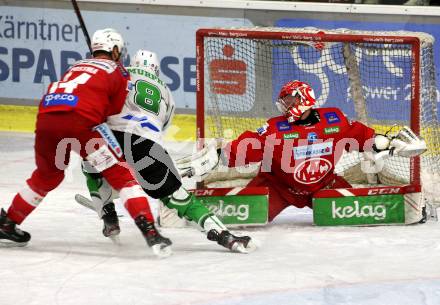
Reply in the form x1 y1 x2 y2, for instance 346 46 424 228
101 202 120 238
0 209 31 246
135 215 172 258
207 229 256 254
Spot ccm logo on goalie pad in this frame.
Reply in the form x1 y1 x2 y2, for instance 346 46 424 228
86 145 118 172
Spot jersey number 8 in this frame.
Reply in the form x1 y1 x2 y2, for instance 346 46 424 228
134 80 162 115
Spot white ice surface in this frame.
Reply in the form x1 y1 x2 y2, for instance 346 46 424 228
1 131 440 305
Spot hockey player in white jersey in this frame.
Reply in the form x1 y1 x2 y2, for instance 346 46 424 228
80 49 255 254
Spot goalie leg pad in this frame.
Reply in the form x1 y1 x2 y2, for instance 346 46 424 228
313 186 425 226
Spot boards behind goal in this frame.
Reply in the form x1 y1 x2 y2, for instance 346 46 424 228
195 27 440 204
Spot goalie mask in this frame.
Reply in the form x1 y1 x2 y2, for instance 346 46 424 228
276 80 316 123
132 49 160 77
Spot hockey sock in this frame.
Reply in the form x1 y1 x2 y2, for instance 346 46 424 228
7 185 44 224
160 187 192 218
200 214 228 233
120 184 154 222
82 166 113 218
161 186 227 232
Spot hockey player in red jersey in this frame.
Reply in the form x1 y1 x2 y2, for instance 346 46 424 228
175 80 426 224
221 80 379 221
0 28 171 256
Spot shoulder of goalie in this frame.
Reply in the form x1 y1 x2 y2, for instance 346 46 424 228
175 139 222 180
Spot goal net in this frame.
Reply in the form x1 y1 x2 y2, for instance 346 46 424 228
196 27 440 204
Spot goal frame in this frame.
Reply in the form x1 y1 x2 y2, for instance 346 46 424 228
195 27 422 186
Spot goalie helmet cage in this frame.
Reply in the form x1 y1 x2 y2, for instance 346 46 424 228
195 27 440 203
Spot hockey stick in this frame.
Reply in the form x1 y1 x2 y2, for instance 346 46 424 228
71 0 92 54
74 194 97 211
75 194 125 219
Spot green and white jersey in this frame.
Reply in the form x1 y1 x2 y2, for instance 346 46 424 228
107 66 175 143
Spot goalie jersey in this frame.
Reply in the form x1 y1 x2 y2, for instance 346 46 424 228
225 108 375 195
107 66 175 143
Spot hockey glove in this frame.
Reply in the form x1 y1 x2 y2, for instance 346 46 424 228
373 126 427 158
175 141 220 180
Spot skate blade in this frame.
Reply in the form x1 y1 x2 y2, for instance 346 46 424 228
151 244 172 259
0 240 28 247
231 240 257 254
244 240 258 253
428 204 438 221
109 235 121 245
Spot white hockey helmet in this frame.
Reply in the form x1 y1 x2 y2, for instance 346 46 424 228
132 49 160 77
91 28 124 55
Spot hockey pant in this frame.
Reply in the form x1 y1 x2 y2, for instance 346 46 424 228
7 112 154 225
247 173 352 221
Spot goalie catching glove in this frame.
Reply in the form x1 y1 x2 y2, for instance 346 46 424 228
374 126 427 158
175 141 220 179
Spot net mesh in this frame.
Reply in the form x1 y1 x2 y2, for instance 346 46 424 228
200 27 440 203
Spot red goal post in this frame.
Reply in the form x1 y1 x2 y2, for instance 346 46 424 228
195 27 439 202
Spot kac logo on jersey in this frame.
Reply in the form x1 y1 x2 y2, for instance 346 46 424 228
276 121 292 132
42 93 78 108
307 132 318 142
294 158 332 184
324 112 341 124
